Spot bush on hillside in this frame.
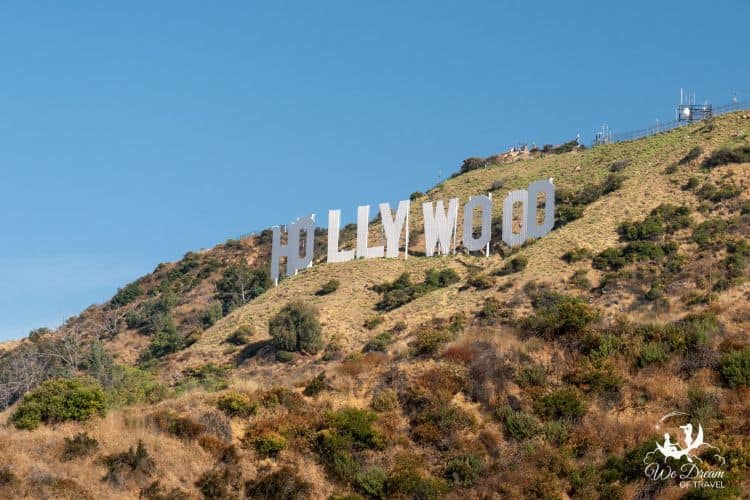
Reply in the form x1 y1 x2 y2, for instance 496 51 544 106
496 405 542 441
106 365 169 408
692 218 732 248
216 392 257 417
521 292 597 340
719 348 750 388
303 371 330 397
445 453 485 486
140 316 184 361
226 325 253 345
216 263 271 314
701 145 750 169
458 157 487 174
609 159 630 172
374 268 459 311
534 388 586 421
110 282 144 307
11 377 106 430
679 146 703 165
316 407 384 482
269 301 324 354
61 432 99 461
102 441 156 487
562 247 591 263
316 279 340 296
495 255 528 276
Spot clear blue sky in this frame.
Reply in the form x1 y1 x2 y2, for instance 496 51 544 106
1 1 748 340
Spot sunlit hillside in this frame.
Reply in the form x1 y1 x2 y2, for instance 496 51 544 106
1 111 750 499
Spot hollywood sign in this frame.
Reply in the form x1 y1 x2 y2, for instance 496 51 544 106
270 179 555 282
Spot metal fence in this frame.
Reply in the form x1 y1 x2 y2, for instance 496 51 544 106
600 99 750 146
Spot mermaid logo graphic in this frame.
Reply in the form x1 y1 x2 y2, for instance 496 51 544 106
643 412 727 490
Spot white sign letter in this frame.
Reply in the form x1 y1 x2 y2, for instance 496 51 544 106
327 209 355 263
462 195 492 252
380 200 410 258
502 190 528 247
527 179 555 238
423 198 459 257
356 205 385 259
271 215 316 283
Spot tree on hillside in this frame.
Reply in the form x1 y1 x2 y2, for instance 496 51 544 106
216 263 271 314
269 301 323 354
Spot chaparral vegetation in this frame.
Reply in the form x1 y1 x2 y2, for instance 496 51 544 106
1 111 750 498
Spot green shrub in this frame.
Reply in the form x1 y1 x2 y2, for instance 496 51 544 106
516 364 547 388
702 145 750 169
216 263 271 314
276 351 294 363
303 371 330 397
637 342 668 367
61 432 99 461
409 191 424 200
11 377 106 430
387 462 449 499
316 279 340 296
444 453 485 486
141 316 184 361
374 269 459 311
363 316 384 330
554 204 584 228
698 181 742 202
496 405 541 440
106 365 168 408
683 176 701 190
562 247 591 263
609 159 630 172
692 218 732 248
522 292 597 339
356 466 387 499
201 301 224 327
412 326 453 356
253 431 287 457
466 273 493 290
258 387 303 410
719 348 750 388
679 146 703 165
570 269 591 290
269 301 324 354
316 408 384 482
412 403 475 447
458 157 486 174
534 388 586 420
226 325 253 345
565 365 624 395
370 389 399 412
176 364 230 393
216 392 257 417
495 255 528 276
363 332 392 353
110 282 144 307
593 248 627 271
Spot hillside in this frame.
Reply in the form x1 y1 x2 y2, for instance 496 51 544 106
1 111 750 499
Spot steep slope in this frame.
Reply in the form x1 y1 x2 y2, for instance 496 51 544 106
1 111 749 499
